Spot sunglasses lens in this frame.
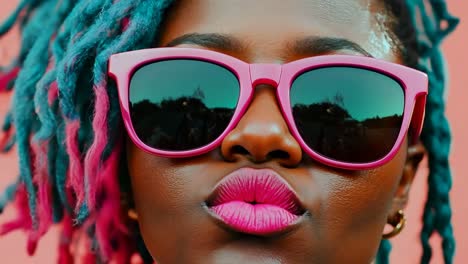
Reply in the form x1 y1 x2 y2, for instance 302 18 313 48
129 59 239 151
290 67 404 163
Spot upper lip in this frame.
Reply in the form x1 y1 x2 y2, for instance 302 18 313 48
206 167 305 215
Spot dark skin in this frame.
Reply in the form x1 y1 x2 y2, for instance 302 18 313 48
126 0 426 263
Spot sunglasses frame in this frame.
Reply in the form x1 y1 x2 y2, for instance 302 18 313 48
108 47 428 170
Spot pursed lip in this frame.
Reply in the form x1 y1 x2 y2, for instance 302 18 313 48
204 167 307 236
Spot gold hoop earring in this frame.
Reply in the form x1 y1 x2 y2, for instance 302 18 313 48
128 208 139 221
383 210 406 239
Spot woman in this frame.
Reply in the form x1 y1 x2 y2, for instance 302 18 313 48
0 0 459 263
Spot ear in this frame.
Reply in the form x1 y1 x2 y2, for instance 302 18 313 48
391 140 427 213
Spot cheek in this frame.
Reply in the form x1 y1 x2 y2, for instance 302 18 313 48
311 144 407 255
126 141 222 260
127 143 195 215
126 144 190 260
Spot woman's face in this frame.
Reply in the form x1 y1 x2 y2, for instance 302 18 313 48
126 0 420 263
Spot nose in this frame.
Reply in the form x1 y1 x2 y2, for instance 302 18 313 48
220 85 302 167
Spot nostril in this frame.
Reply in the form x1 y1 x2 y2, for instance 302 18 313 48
231 145 250 155
267 150 290 160
229 146 291 162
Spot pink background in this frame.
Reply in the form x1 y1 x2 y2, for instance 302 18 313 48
0 1 466 263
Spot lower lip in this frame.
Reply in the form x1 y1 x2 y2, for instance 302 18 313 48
209 200 301 235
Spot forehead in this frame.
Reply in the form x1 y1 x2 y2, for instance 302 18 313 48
158 0 397 62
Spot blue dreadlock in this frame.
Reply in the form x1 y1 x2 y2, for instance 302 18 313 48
376 1 459 264
0 0 175 262
412 2 458 263
0 0 459 263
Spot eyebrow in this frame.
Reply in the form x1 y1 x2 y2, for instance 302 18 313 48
165 33 373 57
165 33 244 53
292 36 373 57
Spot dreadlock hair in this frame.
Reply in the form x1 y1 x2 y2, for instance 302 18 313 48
375 1 459 263
0 0 459 263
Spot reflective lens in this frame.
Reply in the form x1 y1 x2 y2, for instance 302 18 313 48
290 67 404 163
129 59 239 151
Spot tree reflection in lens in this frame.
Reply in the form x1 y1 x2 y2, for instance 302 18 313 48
130 95 235 151
293 100 402 163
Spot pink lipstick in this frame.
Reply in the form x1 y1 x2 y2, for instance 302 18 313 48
206 168 305 236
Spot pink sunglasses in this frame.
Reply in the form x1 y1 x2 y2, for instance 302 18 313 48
108 47 427 170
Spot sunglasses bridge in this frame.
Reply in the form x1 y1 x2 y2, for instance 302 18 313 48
250 64 283 88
